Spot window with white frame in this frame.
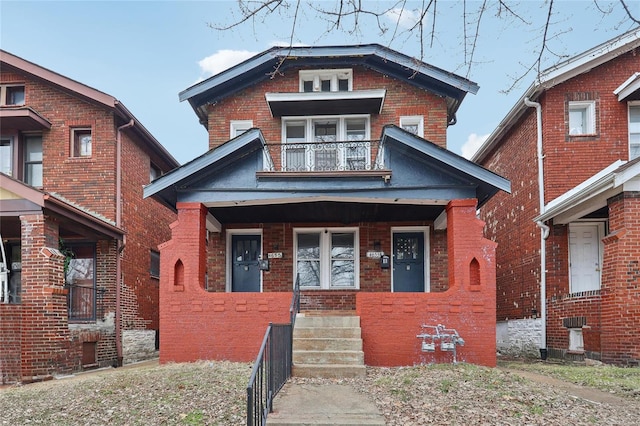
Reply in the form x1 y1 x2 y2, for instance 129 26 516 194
299 69 352 93
629 104 640 160
568 328 584 352
400 116 424 137
71 128 92 157
282 115 370 171
568 101 596 136
0 84 25 106
230 120 253 138
295 228 358 289
0 137 12 176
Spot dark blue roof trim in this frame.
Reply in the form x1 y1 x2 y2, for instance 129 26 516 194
179 44 479 125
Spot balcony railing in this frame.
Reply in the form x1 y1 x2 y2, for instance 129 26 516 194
263 139 385 172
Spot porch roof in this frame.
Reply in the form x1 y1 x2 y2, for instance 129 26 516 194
0 173 124 240
535 158 640 225
144 126 510 225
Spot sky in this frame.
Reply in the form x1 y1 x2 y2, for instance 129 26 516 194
1 1 638 164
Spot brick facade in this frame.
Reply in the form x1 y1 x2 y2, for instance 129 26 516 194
477 43 640 364
159 200 498 366
0 53 177 383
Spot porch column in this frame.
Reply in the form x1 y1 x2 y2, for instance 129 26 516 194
445 199 497 290
162 202 208 292
19 213 72 382
600 192 640 365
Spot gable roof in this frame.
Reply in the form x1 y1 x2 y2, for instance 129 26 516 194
473 27 640 163
0 49 179 170
144 126 510 224
179 44 479 126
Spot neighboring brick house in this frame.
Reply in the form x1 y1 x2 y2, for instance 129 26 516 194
145 45 510 370
0 50 179 384
473 28 640 365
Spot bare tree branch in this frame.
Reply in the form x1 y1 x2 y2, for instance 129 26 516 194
619 0 640 24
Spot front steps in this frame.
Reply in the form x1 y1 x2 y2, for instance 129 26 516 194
292 313 366 378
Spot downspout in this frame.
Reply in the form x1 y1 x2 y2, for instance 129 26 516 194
115 119 134 366
524 97 548 355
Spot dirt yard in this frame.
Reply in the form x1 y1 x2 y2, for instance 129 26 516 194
1 359 638 425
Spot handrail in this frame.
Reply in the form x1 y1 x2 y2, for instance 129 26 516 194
246 276 300 426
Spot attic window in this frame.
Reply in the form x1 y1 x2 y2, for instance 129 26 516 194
568 101 596 136
0 85 25 106
300 69 352 93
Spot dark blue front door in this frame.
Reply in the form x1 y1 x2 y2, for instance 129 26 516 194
232 234 261 292
392 232 425 292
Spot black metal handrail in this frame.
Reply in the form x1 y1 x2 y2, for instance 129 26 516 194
246 277 300 426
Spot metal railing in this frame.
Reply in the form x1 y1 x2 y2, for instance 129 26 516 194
263 139 386 172
247 277 300 426
66 283 105 321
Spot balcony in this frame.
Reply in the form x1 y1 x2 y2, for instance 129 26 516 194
263 139 385 173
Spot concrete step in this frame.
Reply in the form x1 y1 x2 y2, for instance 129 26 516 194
294 327 361 339
293 337 362 351
291 364 367 379
293 350 364 365
294 315 360 328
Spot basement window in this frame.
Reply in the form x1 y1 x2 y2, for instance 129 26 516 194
568 328 584 352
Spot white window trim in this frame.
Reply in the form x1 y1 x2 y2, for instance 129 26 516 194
568 222 604 294
628 102 640 161
225 229 263 292
299 69 353 92
282 115 370 171
293 227 360 290
399 115 424 137
568 100 596 136
230 120 253 138
390 226 430 292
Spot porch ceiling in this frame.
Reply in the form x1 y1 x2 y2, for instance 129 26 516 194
207 201 446 224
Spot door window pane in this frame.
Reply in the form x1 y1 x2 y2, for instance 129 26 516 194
331 233 355 287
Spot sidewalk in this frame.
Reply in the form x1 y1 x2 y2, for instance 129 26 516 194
267 382 386 425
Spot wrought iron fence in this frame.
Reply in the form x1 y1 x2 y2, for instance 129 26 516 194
263 139 385 172
247 277 300 426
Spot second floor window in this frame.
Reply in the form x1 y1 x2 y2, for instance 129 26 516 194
568 101 596 136
71 128 92 157
24 134 42 187
282 116 369 171
0 85 25 106
629 104 640 160
0 138 12 176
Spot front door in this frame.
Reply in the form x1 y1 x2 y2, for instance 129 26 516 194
231 234 261 292
393 232 425 292
569 223 602 293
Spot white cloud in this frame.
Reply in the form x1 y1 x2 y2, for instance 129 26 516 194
384 8 424 30
461 133 489 160
197 49 258 79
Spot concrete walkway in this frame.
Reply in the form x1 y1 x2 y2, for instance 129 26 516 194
267 382 385 425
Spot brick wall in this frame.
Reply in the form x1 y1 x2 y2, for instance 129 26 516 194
0 304 21 383
600 192 640 365
159 199 497 367
205 66 449 151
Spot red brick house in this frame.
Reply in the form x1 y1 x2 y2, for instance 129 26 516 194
0 50 179 384
145 45 510 370
473 28 640 365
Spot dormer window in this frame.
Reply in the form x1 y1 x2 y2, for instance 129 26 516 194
299 69 352 93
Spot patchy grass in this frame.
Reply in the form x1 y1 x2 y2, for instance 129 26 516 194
500 360 640 400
